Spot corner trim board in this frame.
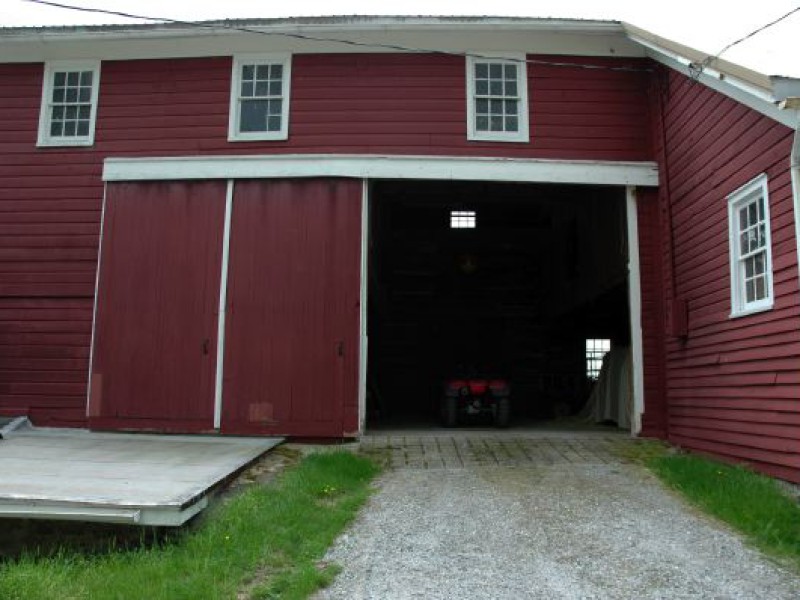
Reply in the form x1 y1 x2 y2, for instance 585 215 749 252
103 154 659 186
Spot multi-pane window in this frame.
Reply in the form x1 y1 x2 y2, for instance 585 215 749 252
38 61 100 146
586 338 611 381
450 210 476 229
475 64 519 133
466 55 529 142
229 55 291 141
728 174 773 316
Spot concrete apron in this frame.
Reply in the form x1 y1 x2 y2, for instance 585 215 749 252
0 420 282 526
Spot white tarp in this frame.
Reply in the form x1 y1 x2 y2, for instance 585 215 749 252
580 346 631 429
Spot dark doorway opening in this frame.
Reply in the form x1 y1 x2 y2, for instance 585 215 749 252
366 180 631 429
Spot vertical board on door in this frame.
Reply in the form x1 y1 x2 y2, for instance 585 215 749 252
89 181 226 432
222 179 362 436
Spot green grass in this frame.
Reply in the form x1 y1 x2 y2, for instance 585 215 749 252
0 451 380 600
646 452 800 568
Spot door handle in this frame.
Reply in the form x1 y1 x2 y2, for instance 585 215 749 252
336 341 344 357
202 338 210 355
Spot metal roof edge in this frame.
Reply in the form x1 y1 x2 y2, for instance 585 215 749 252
0 15 625 40
623 22 799 129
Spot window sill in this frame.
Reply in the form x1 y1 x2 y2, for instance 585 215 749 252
467 133 530 144
729 301 774 319
228 132 288 143
37 138 95 148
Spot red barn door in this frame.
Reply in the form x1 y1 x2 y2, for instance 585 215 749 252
89 181 225 432
221 179 362 436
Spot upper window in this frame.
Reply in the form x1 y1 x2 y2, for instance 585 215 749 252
37 61 100 147
229 54 291 141
727 174 774 317
466 54 529 143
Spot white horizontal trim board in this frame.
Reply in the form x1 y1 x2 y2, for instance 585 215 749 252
103 154 659 186
0 24 643 63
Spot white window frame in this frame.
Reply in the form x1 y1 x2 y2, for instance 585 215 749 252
727 173 774 318
465 52 529 143
228 53 291 142
37 60 101 147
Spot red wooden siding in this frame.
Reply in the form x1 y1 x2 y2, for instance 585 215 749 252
0 63 99 425
0 54 651 428
89 181 225 432
221 179 362 437
94 54 651 160
651 66 800 483
635 187 668 437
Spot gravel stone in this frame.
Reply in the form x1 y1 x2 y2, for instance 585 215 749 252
316 434 800 600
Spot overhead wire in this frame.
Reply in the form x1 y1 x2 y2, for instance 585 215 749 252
22 0 653 73
690 4 800 80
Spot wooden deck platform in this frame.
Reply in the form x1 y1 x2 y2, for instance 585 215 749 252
0 420 282 526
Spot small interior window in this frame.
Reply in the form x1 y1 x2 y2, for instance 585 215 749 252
450 210 476 229
586 338 611 380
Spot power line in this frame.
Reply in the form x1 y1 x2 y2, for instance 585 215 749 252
21 0 653 73
714 4 800 60
692 4 800 79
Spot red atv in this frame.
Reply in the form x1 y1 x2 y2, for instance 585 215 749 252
441 377 511 428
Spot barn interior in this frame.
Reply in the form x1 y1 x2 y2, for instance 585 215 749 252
366 180 632 429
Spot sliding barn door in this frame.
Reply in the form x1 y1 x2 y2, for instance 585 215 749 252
221 179 362 436
89 181 225 432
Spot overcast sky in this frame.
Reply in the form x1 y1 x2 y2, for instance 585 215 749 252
3 0 799 77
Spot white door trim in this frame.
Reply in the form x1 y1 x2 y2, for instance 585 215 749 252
103 154 659 187
213 180 234 429
626 185 645 435
357 180 370 435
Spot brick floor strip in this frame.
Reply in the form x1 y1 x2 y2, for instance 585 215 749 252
362 431 631 470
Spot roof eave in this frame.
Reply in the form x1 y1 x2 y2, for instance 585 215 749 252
0 16 626 42
623 22 773 92
623 21 800 130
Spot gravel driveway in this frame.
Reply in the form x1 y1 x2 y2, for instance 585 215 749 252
316 432 800 600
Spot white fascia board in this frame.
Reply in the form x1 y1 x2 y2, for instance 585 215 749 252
0 29 643 63
103 154 659 187
1 18 625 43
628 33 797 129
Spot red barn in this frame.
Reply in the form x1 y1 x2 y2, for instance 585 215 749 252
0 17 797 482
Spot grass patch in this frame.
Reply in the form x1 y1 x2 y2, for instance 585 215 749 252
609 438 671 464
647 452 800 568
0 451 380 600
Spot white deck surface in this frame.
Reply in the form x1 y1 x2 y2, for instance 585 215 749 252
0 423 282 525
